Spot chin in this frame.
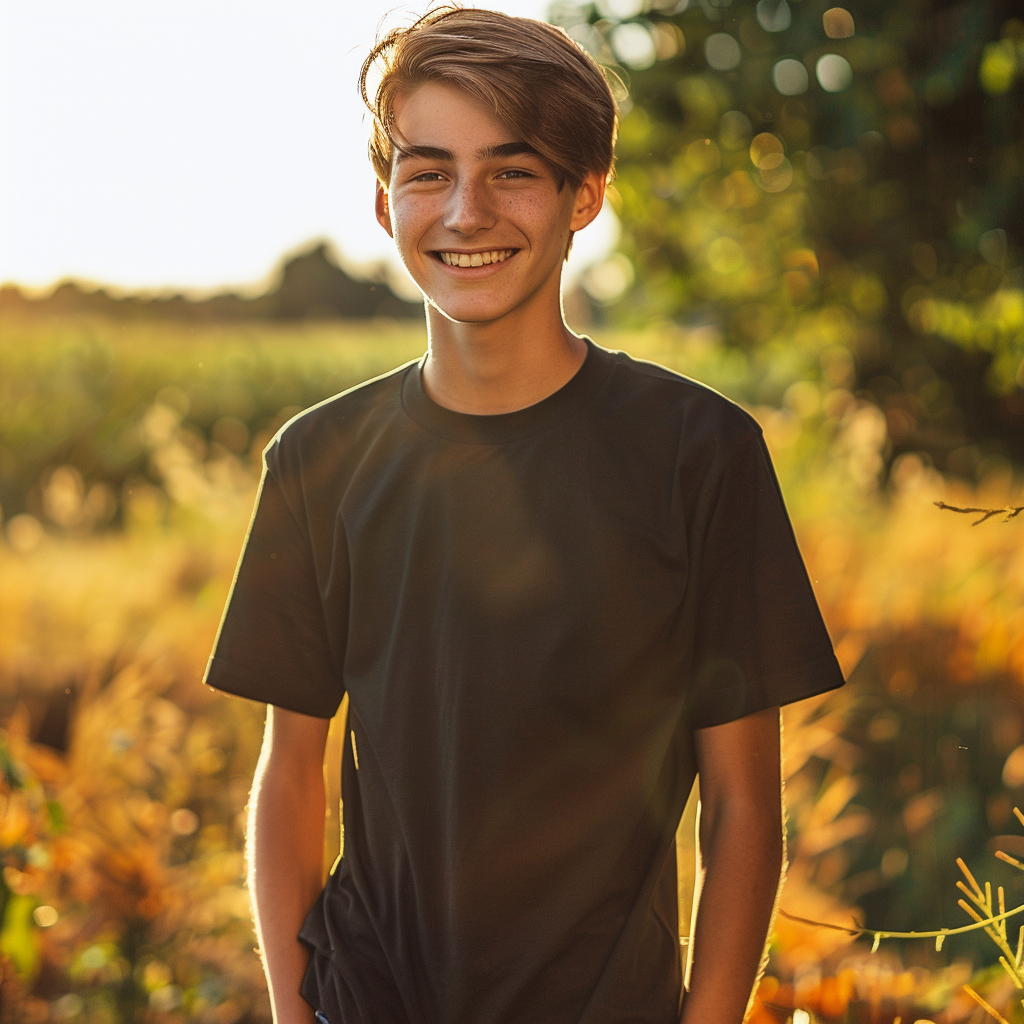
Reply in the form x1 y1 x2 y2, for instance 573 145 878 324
427 297 517 325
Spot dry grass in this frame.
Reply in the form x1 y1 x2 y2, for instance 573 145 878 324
2 319 1022 1022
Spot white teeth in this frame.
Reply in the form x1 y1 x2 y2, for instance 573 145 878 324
439 249 513 267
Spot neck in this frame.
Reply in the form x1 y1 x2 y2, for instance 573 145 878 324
421 295 587 416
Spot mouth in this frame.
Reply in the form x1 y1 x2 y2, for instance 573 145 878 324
432 248 518 268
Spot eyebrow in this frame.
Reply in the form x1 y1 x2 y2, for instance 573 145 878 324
394 141 540 164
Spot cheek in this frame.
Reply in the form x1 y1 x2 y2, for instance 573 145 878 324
390 208 428 254
521 205 574 256
507 190 573 234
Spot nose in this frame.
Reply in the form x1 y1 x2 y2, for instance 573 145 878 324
442 177 496 236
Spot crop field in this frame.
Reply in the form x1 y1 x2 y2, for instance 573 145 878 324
1 314 1022 1023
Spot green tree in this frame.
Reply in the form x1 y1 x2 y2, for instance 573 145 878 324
553 0 1024 473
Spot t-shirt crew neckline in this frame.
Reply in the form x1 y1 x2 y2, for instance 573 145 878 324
401 336 613 445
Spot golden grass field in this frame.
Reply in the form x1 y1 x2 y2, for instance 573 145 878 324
2 316 1023 1023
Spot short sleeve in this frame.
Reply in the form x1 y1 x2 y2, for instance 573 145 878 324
687 430 844 729
203 443 345 718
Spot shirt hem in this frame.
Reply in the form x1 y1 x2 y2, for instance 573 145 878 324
691 650 845 729
204 659 342 719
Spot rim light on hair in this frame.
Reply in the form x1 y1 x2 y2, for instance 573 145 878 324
359 6 619 197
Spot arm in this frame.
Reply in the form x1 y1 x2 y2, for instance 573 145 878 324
248 705 331 1024
681 706 784 1024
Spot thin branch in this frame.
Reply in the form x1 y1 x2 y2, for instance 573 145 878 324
934 501 1024 525
959 898 987 925
997 850 1024 872
964 984 1012 1024
959 857 985 900
959 879 981 905
957 897 1023 980
999 955 1024 990
777 901 1024 940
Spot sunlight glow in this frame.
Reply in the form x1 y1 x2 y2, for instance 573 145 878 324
0 0 616 295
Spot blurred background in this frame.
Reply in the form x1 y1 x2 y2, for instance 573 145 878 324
1 0 1022 1021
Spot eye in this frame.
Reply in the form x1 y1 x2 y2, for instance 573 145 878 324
409 171 446 183
497 169 534 180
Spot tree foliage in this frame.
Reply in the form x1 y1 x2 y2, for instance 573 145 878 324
552 0 1024 473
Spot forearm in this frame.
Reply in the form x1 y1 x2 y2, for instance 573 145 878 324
248 737 326 1024
680 799 783 1024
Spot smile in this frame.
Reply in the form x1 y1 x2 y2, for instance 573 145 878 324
435 249 516 267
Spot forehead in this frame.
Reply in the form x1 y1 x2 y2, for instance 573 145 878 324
392 81 517 148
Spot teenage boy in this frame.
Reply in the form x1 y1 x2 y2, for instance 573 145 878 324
205 8 845 1024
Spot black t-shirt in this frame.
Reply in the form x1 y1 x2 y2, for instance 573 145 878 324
205 338 844 1024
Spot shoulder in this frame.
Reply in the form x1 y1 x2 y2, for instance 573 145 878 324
264 359 417 474
598 344 763 461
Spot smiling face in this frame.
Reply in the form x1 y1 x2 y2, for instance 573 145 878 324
375 81 604 331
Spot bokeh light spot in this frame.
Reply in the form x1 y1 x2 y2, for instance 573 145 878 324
822 7 855 38
979 229 1007 266
52 994 84 1020
170 808 200 835
566 22 604 59
686 138 722 174
817 53 854 91
33 905 59 928
756 158 793 192
80 946 108 970
850 274 888 317
750 132 785 170
596 0 646 17
583 253 635 304
150 985 183 1012
756 0 792 32
7 514 44 553
652 22 685 60
880 847 909 877
705 33 742 70
611 22 657 69
773 58 809 95
1004 744 1024 788
719 110 753 150
979 40 1017 95
707 237 746 274
784 248 819 277
785 380 821 417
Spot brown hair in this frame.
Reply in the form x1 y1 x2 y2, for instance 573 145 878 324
359 6 618 194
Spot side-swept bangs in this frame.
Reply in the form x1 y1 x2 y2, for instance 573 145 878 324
359 6 618 193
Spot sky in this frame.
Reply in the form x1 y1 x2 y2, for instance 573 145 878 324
0 0 619 298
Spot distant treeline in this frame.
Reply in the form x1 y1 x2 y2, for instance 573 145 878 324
0 242 424 323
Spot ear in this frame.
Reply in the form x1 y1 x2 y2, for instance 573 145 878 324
375 183 394 238
569 170 606 233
